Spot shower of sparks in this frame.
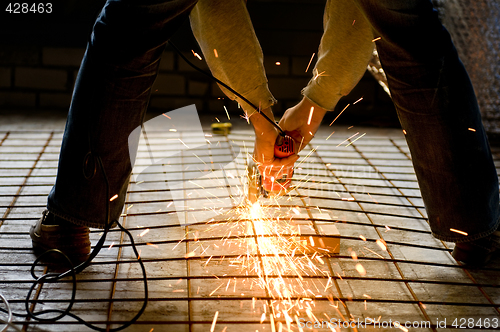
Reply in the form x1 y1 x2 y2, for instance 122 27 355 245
307 107 314 125
450 228 468 236
305 53 316 73
132 126 402 329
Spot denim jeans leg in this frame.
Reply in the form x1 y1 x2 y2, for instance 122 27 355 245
353 0 500 242
47 0 198 228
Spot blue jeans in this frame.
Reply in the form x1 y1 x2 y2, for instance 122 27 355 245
47 0 198 228
48 0 499 242
352 0 500 242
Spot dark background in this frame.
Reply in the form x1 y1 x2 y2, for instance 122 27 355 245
0 0 398 127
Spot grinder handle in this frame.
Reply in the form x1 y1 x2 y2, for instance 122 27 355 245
274 135 295 158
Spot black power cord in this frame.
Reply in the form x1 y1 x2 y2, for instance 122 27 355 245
168 41 286 137
1 156 148 332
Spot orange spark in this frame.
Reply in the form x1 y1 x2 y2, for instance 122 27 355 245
305 53 315 72
355 263 366 276
450 228 468 236
210 311 219 332
329 104 350 126
191 50 202 60
307 106 314 125
372 37 381 42
109 194 118 201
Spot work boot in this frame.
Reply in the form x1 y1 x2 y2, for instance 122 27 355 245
452 229 500 266
30 210 91 264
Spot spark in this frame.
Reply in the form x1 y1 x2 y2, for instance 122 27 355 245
326 131 335 140
403 129 407 135
192 49 202 60
275 61 281 66
336 132 359 147
353 97 363 104
376 239 387 251
108 242 114 250
345 133 366 147
169 128 177 132
139 229 150 237
372 37 382 42
305 53 315 72
109 194 118 201
359 235 367 241
214 49 218 58
209 283 224 296
224 105 231 120
162 114 171 119
307 107 314 125
313 69 327 80
468 128 476 132
450 228 468 236
363 246 385 259
210 311 219 332
329 104 350 126
355 263 366 276
394 321 409 332
352 20 356 25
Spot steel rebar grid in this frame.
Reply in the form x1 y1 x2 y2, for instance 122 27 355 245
0 128 499 331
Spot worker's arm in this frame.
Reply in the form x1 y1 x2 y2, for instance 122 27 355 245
280 0 374 151
189 0 275 116
190 0 298 173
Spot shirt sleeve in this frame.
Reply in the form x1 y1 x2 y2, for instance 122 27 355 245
302 0 375 110
190 0 276 115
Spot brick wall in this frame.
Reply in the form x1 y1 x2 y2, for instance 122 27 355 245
0 0 397 126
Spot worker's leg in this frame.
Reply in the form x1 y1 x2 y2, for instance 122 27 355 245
353 0 499 242
47 0 198 228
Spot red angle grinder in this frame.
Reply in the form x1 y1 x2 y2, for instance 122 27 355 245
247 134 296 203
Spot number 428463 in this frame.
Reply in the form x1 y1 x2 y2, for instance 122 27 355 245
6 3 52 14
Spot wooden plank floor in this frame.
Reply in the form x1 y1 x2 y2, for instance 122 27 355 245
1 117 499 332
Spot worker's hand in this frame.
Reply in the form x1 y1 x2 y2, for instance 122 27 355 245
278 96 328 153
250 107 299 179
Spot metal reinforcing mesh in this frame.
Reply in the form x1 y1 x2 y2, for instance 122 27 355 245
0 126 499 331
